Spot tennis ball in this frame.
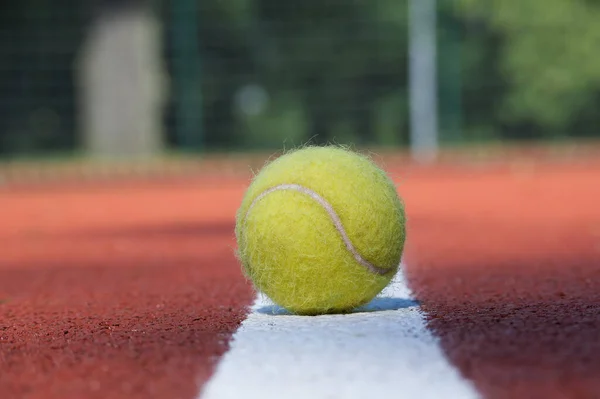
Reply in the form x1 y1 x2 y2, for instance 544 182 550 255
235 145 406 315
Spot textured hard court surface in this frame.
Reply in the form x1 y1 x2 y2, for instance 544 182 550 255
1 150 599 398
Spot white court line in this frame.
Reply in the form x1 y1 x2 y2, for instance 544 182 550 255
198 267 480 399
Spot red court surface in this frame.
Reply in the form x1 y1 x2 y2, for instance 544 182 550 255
1 147 599 398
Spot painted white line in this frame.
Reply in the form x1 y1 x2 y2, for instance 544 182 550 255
199 267 480 399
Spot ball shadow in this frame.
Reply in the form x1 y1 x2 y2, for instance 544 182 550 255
255 296 419 316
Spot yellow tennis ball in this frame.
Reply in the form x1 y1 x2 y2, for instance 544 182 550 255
235 145 406 315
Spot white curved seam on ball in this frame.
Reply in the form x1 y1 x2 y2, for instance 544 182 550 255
245 183 392 276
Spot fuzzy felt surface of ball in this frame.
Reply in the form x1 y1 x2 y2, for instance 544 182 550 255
235 146 406 315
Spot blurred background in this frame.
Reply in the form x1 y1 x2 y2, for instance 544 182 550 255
0 0 599 163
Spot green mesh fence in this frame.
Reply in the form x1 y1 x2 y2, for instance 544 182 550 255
0 1 84 155
0 0 598 158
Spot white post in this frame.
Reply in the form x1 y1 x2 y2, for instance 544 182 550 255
409 0 438 162
76 5 167 159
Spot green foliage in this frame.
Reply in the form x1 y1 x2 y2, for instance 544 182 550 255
1 0 599 156
458 0 600 136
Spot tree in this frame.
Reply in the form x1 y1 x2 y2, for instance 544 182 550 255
458 0 600 137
